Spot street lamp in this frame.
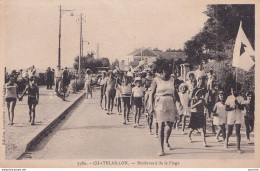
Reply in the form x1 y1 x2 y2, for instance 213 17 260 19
57 5 75 71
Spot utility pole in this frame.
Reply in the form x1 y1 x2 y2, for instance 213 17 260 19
82 38 89 57
57 5 74 71
81 38 84 57
58 5 62 71
97 43 99 58
79 13 83 77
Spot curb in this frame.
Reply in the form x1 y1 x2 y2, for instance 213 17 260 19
17 92 86 160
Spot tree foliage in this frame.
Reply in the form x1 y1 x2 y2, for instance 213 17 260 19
73 53 110 73
183 4 255 95
184 4 255 63
110 59 119 70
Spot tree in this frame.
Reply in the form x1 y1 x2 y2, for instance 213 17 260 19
101 58 110 67
110 59 119 70
183 4 255 94
153 58 172 73
73 53 110 73
184 4 255 63
153 47 162 52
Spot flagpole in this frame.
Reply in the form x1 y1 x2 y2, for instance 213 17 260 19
235 67 238 92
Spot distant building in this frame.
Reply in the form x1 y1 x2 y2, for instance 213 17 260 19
127 48 187 71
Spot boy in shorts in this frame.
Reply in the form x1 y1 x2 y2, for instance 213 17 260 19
20 77 39 125
225 87 244 153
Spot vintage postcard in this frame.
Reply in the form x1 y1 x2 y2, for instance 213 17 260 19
0 0 259 168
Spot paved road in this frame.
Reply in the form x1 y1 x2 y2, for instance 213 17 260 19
4 86 85 159
22 88 254 159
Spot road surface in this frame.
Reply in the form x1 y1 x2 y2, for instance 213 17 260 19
22 88 254 159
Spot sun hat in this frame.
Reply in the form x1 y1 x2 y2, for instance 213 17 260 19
195 88 204 97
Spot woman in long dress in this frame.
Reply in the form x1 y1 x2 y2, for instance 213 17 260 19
150 67 179 156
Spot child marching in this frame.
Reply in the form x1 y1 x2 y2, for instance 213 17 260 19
121 76 132 124
212 90 227 142
19 77 40 125
177 83 190 134
132 77 145 128
243 91 254 144
188 89 207 147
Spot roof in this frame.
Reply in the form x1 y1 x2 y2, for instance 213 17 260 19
128 48 187 61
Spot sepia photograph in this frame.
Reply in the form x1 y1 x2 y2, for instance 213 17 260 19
0 0 259 168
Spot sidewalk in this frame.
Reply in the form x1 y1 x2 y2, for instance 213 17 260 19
3 86 85 159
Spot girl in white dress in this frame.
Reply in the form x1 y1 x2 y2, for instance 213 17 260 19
213 91 227 141
177 83 190 134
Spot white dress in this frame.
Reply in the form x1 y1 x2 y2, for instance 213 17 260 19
151 76 178 122
178 92 191 116
213 102 227 125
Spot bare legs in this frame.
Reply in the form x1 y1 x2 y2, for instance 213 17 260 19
117 97 122 114
216 124 226 141
123 97 131 124
106 91 115 114
7 101 16 125
134 106 142 127
226 124 242 152
86 85 92 99
158 121 173 156
188 127 206 146
28 103 37 125
245 117 254 142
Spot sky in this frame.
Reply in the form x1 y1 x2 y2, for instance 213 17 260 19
3 0 209 70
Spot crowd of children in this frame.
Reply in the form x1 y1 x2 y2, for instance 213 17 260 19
98 64 255 156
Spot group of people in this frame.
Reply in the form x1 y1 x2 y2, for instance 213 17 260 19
96 64 254 156
44 67 55 90
3 65 73 126
4 63 255 156
4 71 39 126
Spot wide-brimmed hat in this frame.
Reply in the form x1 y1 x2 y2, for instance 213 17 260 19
195 88 204 97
